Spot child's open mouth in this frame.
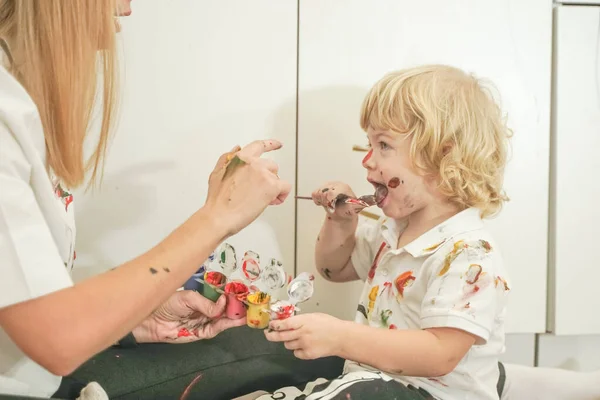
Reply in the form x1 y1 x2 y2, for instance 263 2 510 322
375 185 388 206
373 182 388 206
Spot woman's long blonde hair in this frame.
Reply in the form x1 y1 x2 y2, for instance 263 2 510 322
0 0 118 188
361 65 512 218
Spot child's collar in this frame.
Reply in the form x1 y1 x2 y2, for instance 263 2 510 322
380 207 484 257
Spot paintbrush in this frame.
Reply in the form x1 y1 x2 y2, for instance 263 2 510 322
295 194 376 208
295 194 381 220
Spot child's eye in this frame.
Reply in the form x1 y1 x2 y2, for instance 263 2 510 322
379 141 390 150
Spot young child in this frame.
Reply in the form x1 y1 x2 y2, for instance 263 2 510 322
244 64 512 400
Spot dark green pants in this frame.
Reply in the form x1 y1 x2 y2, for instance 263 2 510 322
52 326 344 400
0 326 506 400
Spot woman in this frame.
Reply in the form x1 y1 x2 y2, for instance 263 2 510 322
0 0 291 398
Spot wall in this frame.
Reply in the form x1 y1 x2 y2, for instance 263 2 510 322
74 0 298 283
73 0 600 372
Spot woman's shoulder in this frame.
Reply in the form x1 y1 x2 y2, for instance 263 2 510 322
0 65 48 171
0 64 39 115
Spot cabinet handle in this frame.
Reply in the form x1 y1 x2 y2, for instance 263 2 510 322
352 145 369 152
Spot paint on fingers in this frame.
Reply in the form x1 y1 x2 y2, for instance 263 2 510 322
177 328 192 338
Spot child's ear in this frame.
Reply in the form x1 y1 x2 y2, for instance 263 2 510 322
442 143 453 155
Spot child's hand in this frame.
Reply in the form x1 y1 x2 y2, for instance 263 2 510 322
312 182 366 220
264 313 347 360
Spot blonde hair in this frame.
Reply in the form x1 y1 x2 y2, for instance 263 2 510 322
360 64 511 218
0 0 119 188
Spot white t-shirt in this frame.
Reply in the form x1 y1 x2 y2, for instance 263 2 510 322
344 208 511 400
0 64 76 396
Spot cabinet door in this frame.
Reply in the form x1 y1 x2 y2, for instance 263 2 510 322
550 6 600 335
73 1 298 281
296 0 552 333
558 1 600 4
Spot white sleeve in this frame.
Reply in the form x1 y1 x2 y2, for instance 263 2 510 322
420 239 505 344
350 219 381 281
0 123 72 310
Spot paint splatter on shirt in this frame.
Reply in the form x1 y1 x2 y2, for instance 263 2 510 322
348 208 511 400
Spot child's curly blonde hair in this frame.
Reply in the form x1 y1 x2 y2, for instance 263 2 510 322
360 64 511 218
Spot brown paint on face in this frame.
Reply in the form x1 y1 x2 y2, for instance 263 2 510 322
388 177 401 188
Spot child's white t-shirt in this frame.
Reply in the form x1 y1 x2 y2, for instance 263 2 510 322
344 208 510 400
0 65 76 397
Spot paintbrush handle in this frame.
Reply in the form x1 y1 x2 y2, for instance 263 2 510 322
295 196 312 200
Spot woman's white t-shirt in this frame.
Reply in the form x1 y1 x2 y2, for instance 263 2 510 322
0 65 76 396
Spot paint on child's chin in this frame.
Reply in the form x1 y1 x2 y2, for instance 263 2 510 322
362 149 373 165
388 177 401 188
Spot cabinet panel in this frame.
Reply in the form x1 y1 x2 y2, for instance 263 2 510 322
550 6 600 334
501 334 535 367
297 0 552 333
538 334 600 370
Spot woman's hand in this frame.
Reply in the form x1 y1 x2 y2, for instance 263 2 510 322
312 182 365 221
264 313 347 360
132 290 245 343
204 139 291 237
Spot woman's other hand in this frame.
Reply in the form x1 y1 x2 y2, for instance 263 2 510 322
204 139 291 237
132 290 245 343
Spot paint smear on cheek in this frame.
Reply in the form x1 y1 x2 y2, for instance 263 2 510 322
388 177 401 188
362 149 373 165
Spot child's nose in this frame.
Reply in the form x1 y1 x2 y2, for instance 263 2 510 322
362 149 375 169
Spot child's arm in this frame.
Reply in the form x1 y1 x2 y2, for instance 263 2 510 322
314 216 359 282
311 182 369 283
266 313 476 377
339 324 477 377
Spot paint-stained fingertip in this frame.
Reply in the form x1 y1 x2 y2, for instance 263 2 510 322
262 139 282 149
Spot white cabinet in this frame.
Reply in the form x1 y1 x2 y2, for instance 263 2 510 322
557 1 600 4
73 1 298 281
501 334 536 366
296 0 552 333
538 334 600 370
550 6 600 335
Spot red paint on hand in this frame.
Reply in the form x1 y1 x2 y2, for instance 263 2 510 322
177 328 192 337
387 177 400 188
